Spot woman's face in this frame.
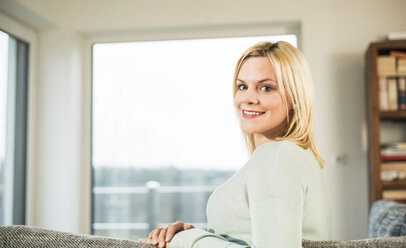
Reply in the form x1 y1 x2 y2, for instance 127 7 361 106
234 57 288 142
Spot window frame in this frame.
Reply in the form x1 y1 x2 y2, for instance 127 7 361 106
87 21 302 235
0 12 37 226
0 30 29 226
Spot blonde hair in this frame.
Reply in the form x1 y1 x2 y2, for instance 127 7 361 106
233 41 325 168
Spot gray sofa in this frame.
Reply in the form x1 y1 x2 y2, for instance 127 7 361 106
1 200 406 248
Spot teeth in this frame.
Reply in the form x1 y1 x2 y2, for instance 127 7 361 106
244 111 264 116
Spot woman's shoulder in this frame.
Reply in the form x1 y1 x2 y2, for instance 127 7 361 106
245 140 314 195
249 140 316 174
253 140 308 158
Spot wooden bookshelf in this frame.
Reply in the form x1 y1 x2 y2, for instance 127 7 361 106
381 181 406 189
365 40 406 208
380 111 406 119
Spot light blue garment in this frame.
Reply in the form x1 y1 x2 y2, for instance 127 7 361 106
170 140 331 248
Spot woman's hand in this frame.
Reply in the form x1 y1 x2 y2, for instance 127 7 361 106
138 220 195 248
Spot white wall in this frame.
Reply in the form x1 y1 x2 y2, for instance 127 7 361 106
1 0 406 240
34 29 84 233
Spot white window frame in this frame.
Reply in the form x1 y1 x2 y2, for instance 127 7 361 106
85 21 302 233
0 11 37 226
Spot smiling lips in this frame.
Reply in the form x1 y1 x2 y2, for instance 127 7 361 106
242 110 265 119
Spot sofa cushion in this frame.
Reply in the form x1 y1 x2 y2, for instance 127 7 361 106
1 225 406 248
369 200 406 238
389 213 406 236
0 225 154 248
302 237 406 248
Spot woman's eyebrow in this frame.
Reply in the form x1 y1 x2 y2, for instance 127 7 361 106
236 78 278 83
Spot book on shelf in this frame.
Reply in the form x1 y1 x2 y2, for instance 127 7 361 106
400 77 406 110
399 58 406 74
378 77 406 111
388 78 398 110
381 142 406 161
377 56 396 76
381 142 406 150
390 51 406 58
381 170 406 181
381 148 406 156
382 189 406 201
379 77 389 111
381 154 406 161
377 55 406 76
381 161 406 181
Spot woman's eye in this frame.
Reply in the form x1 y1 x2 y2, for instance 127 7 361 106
237 84 247 90
261 85 273 92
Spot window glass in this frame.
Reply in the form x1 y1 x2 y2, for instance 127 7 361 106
92 35 297 239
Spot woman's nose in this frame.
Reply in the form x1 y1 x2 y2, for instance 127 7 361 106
242 91 259 105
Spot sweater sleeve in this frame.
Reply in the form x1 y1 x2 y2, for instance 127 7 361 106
246 141 308 248
169 228 250 248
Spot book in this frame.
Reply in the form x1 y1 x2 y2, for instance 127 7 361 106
381 170 406 181
387 78 398 110
381 142 406 161
382 154 406 161
377 56 397 76
390 51 406 58
381 148 406 155
398 58 406 66
382 161 406 170
382 189 406 200
399 77 406 110
381 162 406 181
378 77 389 111
398 58 406 74
379 77 389 111
381 142 406 150
381 142 406 155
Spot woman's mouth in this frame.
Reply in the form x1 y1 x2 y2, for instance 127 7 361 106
242 110 265 119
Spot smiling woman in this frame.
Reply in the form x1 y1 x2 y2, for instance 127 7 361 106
234 57 288 146
233 41 324 167
139 41 331 248
91 35 298 241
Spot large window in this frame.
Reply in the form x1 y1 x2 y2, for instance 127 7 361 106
0 30 29 225
92 35 297 240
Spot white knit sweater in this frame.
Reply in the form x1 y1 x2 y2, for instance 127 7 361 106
169 140 331 248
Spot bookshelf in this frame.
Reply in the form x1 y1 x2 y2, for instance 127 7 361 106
365 40 406 208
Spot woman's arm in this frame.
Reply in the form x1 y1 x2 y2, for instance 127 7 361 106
169 228 249 248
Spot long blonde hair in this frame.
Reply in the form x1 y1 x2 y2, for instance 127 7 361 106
233 41 325 168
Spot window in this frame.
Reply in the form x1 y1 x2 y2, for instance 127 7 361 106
92 34 297 239
0 30 29 225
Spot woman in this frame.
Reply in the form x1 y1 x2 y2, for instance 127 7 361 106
139 41 331 248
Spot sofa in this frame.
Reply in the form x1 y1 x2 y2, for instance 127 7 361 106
1 200 406 248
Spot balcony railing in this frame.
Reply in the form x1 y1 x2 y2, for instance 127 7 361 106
93 181 217 233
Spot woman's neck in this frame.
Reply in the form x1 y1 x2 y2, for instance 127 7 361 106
253 123 288 147
253 134 272 148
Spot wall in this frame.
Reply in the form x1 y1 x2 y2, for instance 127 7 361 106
1 0 406 240
35 29 84 233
